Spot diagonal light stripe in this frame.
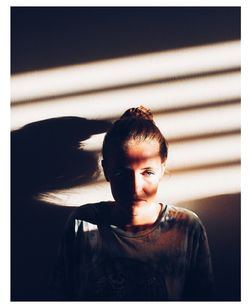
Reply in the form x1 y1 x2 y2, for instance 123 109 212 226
167 134 240 170
157 165 240 204
11 40 240 103
11 71 240 130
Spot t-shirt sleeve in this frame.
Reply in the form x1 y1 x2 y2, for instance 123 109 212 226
183 217 215 301
49 211 77 300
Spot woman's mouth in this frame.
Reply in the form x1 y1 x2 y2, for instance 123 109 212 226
131 198 146 204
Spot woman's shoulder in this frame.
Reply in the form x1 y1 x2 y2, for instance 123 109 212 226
165 204 202 227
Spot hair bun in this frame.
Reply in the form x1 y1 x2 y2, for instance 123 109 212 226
120 105 154 122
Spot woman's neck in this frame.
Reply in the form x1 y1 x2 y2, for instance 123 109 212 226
110 202 163 231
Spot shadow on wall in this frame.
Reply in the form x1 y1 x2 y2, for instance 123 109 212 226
11 116 112 301
11 116 113 194
11 117 240 301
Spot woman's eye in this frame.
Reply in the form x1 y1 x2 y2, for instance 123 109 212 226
143 170 154 176
113 170 127 178
114 171 122 177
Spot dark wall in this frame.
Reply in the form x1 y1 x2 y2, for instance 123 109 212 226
11 7 241 301
11 7 240 74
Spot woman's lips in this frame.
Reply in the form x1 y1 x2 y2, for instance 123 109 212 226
131 198 146 203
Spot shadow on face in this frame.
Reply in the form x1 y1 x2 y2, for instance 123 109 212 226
103 139 165 208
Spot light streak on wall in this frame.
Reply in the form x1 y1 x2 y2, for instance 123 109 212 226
167 134 240 170
11 40 240 103
11 71 240 130
158 165 240 204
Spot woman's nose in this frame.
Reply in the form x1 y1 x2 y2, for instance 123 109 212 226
132 172 143 195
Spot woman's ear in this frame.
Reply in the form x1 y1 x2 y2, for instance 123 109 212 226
161 162 166 178
101 159 110 182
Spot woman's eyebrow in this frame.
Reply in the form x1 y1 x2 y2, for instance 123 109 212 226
116 166 154 171
141 167 154 170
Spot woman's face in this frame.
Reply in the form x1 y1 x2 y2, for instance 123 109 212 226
103 138 165 210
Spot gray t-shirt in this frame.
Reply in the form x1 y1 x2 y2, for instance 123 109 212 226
52 202 214 301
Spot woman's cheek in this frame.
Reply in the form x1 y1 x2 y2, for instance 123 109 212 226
144 178 160 197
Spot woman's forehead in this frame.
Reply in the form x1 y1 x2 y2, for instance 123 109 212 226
109 139 161 167
125 139 160 157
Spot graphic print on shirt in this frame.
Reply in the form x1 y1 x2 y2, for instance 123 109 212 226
83 257 168 300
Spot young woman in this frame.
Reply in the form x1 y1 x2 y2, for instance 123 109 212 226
52 106 214 301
